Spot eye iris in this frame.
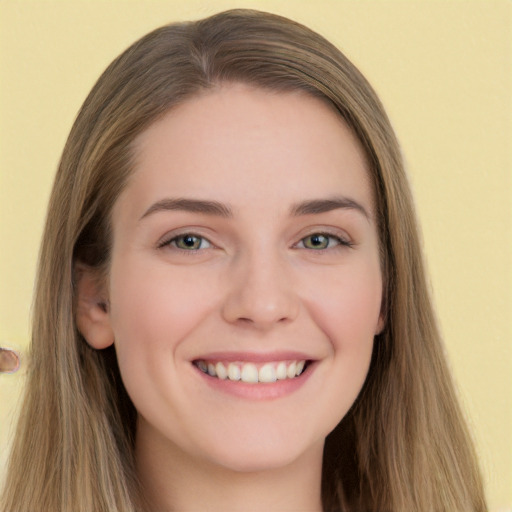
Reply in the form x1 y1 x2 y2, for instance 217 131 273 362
305 234 329 249
177 235 201 250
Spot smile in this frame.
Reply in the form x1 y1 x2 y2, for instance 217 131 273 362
194 359 308 383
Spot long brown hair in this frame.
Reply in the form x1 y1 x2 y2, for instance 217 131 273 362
1 9 486 512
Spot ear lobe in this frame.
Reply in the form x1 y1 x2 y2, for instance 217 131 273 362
75 264 114 349
375 289 387 336
375 314 385 336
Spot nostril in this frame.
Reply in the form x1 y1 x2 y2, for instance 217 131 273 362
0 347 21 374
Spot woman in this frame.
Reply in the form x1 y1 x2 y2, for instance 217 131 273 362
1 9 486 512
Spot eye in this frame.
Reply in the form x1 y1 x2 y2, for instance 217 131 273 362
297 233 350 250
160 233 212 251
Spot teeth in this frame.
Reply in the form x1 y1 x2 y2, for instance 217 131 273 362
258 363 277 383
196 360 307 383
227 363 241 381
215 362 228 380
276 361 287 380
286 361 297 379
241 363 259 383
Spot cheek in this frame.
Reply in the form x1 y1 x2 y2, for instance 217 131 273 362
311 262 382 423
108 257 219 362
304 260 383 350
106 258 221 423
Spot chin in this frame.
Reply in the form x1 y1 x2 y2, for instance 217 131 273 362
199 429 324 474
213 451 307 474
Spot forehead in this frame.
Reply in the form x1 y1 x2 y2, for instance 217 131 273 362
118 83 374 220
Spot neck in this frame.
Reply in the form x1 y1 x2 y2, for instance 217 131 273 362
135 420 324 512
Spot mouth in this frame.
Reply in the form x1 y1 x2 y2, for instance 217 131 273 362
193 359 311 384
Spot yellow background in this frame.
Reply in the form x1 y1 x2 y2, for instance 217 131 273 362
1 1 510 509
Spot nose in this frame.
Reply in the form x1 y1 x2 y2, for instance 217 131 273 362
221 250 300 329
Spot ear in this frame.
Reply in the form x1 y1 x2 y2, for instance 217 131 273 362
375 284 387 336
375 314 385 336
75 263 114 349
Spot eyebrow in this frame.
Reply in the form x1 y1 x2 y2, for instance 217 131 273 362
140 198 233 220
290 197 369 220
140 196 369 221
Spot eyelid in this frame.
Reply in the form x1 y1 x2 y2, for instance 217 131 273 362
155 226 353 252
157 231 214 251
294 228 354 248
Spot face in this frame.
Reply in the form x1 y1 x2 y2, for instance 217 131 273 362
81 83 383 473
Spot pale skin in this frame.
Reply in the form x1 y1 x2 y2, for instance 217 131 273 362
77 83 384 511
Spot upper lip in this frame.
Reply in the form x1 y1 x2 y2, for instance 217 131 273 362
191 351 316 363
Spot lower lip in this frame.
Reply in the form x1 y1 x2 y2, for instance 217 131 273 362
194 363 314 400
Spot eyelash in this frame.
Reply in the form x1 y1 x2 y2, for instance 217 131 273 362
158 231 353 252
295 232 353 251
158 233 212 252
